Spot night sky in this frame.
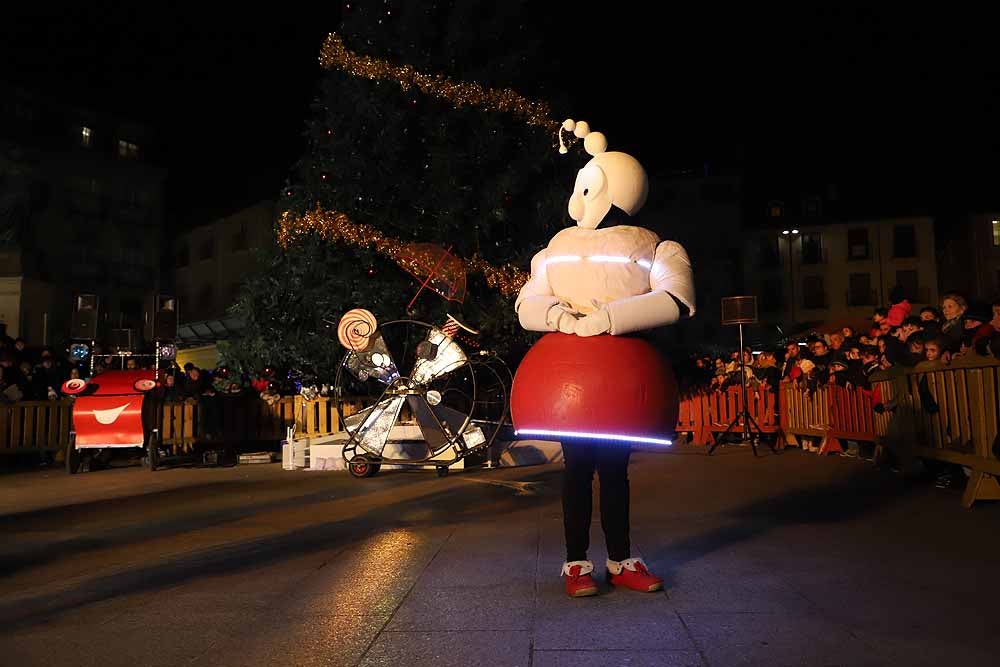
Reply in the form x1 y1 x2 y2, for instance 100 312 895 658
4 6 998 226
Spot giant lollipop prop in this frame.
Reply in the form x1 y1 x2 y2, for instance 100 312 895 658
337 309 378 352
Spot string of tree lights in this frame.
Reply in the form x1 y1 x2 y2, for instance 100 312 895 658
228 1 576 377
277 207 529 298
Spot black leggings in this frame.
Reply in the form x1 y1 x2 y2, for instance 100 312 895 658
562 440 632 562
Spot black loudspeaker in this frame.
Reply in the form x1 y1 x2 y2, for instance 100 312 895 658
153 294 178 340
721 296 758 325
110 328 133 353
71 294 99 339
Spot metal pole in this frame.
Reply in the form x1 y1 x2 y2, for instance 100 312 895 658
738 322 749 441
787 237 796 326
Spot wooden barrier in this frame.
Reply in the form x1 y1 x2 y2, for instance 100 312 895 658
871 358 1000 507
677 394 711 445
780 382 833 450
159 395 299 453
0 400 73 454
825 384 877 453
157 395 368 454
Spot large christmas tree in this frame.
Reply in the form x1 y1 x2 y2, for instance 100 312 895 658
229 3 575 379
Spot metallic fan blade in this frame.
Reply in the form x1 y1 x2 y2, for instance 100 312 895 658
342 332 400 385
411 328 467 386
344 395 405 456
408 397 476 453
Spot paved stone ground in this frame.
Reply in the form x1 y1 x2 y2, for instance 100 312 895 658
0 444 998 666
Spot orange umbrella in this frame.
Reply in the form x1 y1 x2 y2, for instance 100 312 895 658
395 243 467 309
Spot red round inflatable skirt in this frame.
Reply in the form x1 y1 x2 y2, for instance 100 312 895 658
510 333 678 445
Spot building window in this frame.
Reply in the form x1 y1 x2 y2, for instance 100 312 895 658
175 244 190 268
199 237 216 261
847 228 870 260
802 195 821 217
992 219 999 246
893 224 917 257
232 224 248 251
81 126 92 148
848 273 874 306
767 200 784 218
800 233 823 264
802 275 826 309
758 236 780 268
896 269 919 302
117 140 139 159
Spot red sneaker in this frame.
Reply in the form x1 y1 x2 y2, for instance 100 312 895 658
562 560 598 597
607 558 663 592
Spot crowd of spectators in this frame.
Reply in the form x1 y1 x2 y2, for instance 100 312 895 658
675 289 1000 478
679 289 1000 401
1 334 287 414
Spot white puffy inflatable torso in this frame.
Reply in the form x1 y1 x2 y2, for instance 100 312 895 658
542 226 660 315
514 118 695 338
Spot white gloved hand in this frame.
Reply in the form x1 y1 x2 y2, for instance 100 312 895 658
574 309 612 337
546 303 579 334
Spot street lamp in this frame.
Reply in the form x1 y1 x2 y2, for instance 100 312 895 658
780 229 800 326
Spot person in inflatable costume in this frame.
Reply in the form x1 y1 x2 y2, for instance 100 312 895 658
515 120 695 597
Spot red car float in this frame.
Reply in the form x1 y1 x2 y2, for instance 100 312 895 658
62 370 160 473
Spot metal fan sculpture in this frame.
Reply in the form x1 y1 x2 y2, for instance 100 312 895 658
333 309 510 478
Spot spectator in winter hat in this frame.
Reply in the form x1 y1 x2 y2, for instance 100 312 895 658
962 302 996 353
920 306 943 324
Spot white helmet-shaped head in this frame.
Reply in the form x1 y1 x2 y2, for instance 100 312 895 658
560 119 648 230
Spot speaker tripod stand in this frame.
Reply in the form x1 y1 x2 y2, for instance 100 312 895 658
708 320 777 457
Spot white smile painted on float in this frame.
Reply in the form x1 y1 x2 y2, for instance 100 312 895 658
93 402 131 425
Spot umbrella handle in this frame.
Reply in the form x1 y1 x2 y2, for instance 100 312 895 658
407 245 453 311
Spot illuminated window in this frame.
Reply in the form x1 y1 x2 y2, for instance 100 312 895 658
767 200 784 217
81 126 92 148
117 140 139 159
992 219 999 246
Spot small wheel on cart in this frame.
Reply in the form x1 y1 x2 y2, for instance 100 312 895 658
146 430 160 472
436 465 449 478
65 435 78 475
349 455 378 478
